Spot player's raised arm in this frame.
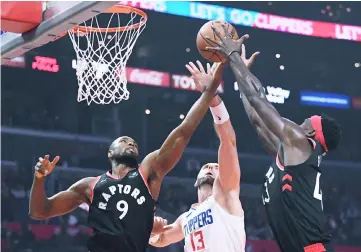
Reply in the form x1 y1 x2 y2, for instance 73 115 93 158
205 25 305 146
238 44 280 155
141 63 222 182
242 95 279 155
209 95 240 191
149 215 185 247
29 155 94 219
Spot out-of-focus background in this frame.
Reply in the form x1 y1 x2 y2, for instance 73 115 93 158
1 1 361 252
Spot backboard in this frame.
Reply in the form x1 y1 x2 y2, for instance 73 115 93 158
1 1 118 65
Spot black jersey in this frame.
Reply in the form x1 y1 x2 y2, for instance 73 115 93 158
262 139 333 252
87 168 155 252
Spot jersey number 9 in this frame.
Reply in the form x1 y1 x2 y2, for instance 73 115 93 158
116 200 129 220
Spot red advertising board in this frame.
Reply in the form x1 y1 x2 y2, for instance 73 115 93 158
126 67 170 87
172 73 224 93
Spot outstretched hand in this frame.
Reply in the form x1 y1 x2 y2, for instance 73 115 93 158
241 44 260 69
186 61 224 93
204 22 249 59
34 155 60 178
186 61 213 93
152 216 173 235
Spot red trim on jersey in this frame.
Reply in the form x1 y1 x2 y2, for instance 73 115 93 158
282 174 293 182
138 166 152 195
106 171 119 179
89 176 101 203
276 153 285 171
282 184 292 192
304 243 326 252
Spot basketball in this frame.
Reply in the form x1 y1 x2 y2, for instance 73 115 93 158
196 20 239 63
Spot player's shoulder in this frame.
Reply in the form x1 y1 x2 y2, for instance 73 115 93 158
70 176 99 191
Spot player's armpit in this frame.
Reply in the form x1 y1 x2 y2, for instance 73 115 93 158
242 95 279 156
29 177 94 220
149 214 185 247
215 120 241 191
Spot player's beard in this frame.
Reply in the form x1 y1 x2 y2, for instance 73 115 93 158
195 176 215 188
113 152 139 168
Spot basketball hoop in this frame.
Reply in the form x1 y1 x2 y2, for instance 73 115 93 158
68 5 147 105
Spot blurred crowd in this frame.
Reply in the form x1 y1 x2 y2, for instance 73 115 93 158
2 165 361 252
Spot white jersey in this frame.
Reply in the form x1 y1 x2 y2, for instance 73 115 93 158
181 196 246 252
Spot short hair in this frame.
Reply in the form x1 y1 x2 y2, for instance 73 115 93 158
321 113 342 151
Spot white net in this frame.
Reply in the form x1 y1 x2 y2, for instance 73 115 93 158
68 10 146 105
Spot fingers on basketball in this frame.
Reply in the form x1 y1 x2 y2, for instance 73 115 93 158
197 21 239 63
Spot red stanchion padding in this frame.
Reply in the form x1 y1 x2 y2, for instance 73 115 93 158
0 1 42 33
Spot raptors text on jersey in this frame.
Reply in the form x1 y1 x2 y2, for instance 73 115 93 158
87 169 155 252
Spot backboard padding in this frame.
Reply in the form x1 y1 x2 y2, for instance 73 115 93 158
1 1 118 65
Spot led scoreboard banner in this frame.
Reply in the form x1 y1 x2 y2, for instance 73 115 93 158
120 1 361 42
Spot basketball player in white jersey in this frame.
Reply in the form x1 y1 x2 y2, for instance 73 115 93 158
148 53 258 251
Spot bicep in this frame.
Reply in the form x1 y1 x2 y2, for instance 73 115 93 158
143 127 190 177
249 96 300 144
241 95 279 155
47 177 93 218
253 119 280 156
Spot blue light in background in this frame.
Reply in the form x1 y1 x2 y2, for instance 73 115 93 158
300 91 350 109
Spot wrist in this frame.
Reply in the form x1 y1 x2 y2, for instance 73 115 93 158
210 101 230 124
228 50 241 59
210 95 222 107
229 52 243 64
34 172 46 179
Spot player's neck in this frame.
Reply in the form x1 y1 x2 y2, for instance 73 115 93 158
197 184 213 203
111 163 134 179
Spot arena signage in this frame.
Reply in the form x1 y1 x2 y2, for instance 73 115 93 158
121 1 361 42
234 82 290 104
126 67 170 87
300 91 350 109
32 56 59 73
172 74 224 93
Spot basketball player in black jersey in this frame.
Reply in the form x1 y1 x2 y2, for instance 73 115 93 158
205 24 342 252
28 66 222 252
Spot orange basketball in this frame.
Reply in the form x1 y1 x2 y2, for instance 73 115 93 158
196 20 239 63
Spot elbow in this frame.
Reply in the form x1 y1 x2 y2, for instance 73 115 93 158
28 211 47 220
178 122 195 141
28 207 49 220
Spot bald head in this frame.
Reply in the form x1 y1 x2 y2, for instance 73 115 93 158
108 136 139 167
